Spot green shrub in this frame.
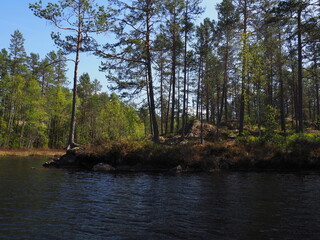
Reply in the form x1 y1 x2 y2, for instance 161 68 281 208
286 133 320 155
237 131 260 144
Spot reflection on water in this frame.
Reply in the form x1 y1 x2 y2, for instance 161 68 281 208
1 157 320 240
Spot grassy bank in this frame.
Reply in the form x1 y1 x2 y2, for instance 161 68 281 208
0 148 65 157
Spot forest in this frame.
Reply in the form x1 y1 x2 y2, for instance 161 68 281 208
0 0 319 149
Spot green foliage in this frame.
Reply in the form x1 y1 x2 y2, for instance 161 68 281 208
236 131 259 144
287 133 320 146
285 133 320 162
263 105 278 140
236 130 320 154
98 93 144 141
0 116 7 145
47 85 71 148
29 0 111 53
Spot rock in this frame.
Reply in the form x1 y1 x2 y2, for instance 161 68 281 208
43 159 57 168
42 154 79 169
93 163 115 172
159 136 166 143
169 165 183 173
59 153 77 165
184 120 216 138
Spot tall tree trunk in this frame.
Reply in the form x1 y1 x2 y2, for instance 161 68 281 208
146 74 153 135
160 59 164 135
257 76 262 137
316 73 319 120
313 45 319 121
157 47 165 136
218 39 229 125
196 61 202 119
200 73 204 144
239 0 248 135
267 55 274 106
279 62 286 132
165 75 172 135
177 68 181 131
278 32 286 132
205 63 210 122
145 2 159 142
170 7 177 134
297 7 303 133
293 75 299 132
182 0 189 138
67 30 81 149
182 0 188 138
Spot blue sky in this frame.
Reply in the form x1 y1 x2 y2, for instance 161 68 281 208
0 0 220 91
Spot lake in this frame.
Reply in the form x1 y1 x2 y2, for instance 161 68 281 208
0 157 320 240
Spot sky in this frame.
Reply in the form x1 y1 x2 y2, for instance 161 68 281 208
0 0 221 92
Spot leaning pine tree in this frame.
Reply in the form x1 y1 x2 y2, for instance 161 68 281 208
30 0 111 149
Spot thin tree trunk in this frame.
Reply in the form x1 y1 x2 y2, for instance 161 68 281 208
177 67 181 132
146 74 153 135
165 76 172 135
279 63 286 132
186 71 190 123
239 0 248 135
170 7 177 134
196 61 202 119
19 121 25 147
200 74 204 144
146 1 159 142
279 32 286 132
268 58 273 106
316 80 319 120
293 76 299 132
160 59 164 135
218 39 229 125
205 63 210 122
257 77 262 137
297 7 303 133
67 29 81 149
313 47 319 120
182 0 188 138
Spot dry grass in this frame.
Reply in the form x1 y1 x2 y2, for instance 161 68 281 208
0 148 65 157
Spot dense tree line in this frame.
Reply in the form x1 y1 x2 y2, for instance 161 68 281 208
1 0 319 148
0 30 144 148
98 0 319 141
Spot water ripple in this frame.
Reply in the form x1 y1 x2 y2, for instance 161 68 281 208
1 158 320 239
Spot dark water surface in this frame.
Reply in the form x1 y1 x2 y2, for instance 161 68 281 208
0 157 320 240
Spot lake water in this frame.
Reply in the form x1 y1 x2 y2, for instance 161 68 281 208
0 157 320 240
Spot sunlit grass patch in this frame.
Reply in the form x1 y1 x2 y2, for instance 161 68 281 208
0 148 65 157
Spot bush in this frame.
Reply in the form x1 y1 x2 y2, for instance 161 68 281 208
237 131 260 144
286 133 320 154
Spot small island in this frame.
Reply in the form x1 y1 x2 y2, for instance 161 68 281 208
1 0 319 173
1 1 320 240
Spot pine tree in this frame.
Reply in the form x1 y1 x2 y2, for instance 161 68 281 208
30 0 111 148
98 0 161 142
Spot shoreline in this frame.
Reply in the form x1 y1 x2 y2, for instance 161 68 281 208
42 139 320 173
0 148 65 157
